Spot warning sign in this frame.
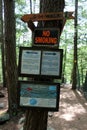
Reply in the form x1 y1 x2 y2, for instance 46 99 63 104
33 28 60 46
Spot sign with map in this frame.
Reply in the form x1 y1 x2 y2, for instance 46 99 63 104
18 47 63 79
18 81 60 111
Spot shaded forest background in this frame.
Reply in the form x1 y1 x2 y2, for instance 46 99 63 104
0 0 87 87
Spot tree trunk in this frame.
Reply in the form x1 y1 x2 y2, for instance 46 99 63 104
4 0 18 117
24 110 48 130
62 46 67 83
0 0 6 87
83 71 87 92
39 0 65 33
24 0 65 130
72 0 78 89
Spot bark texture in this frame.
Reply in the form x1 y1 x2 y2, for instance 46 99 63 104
72 0 78 89
39 0 65 33
4 0 18 117
24 110 48 130
0 0 6 87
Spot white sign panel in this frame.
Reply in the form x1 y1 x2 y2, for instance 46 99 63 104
41 51 60 76
21 50 41 75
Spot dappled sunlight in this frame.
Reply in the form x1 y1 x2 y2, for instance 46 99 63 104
60 113 75 121
59 88 87 122
73 104 87 114
60 103 86 121
85 103 87 106
0 110 7 115
48 87 87 130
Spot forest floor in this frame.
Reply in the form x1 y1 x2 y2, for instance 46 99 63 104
0 84 87 130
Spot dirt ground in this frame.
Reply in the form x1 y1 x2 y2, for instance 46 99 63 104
0 84 87 130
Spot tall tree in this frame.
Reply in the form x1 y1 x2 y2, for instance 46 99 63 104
23 0 65 130
4 0 18 117
72 0 78 89
0 0 6 87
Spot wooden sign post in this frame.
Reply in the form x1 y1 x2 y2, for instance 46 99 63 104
18 11 74 130
21 12 74 22
21 12 74 32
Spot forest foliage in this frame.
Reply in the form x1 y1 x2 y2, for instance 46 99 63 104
0 0 87 87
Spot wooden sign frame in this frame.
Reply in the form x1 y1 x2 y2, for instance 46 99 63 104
18 47 63 79
18 81 60 111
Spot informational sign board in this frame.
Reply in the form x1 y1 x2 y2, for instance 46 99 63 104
33 28 60 46
41 51 60 76
20 49 41 75
18 47 63 79
18 81 60 111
